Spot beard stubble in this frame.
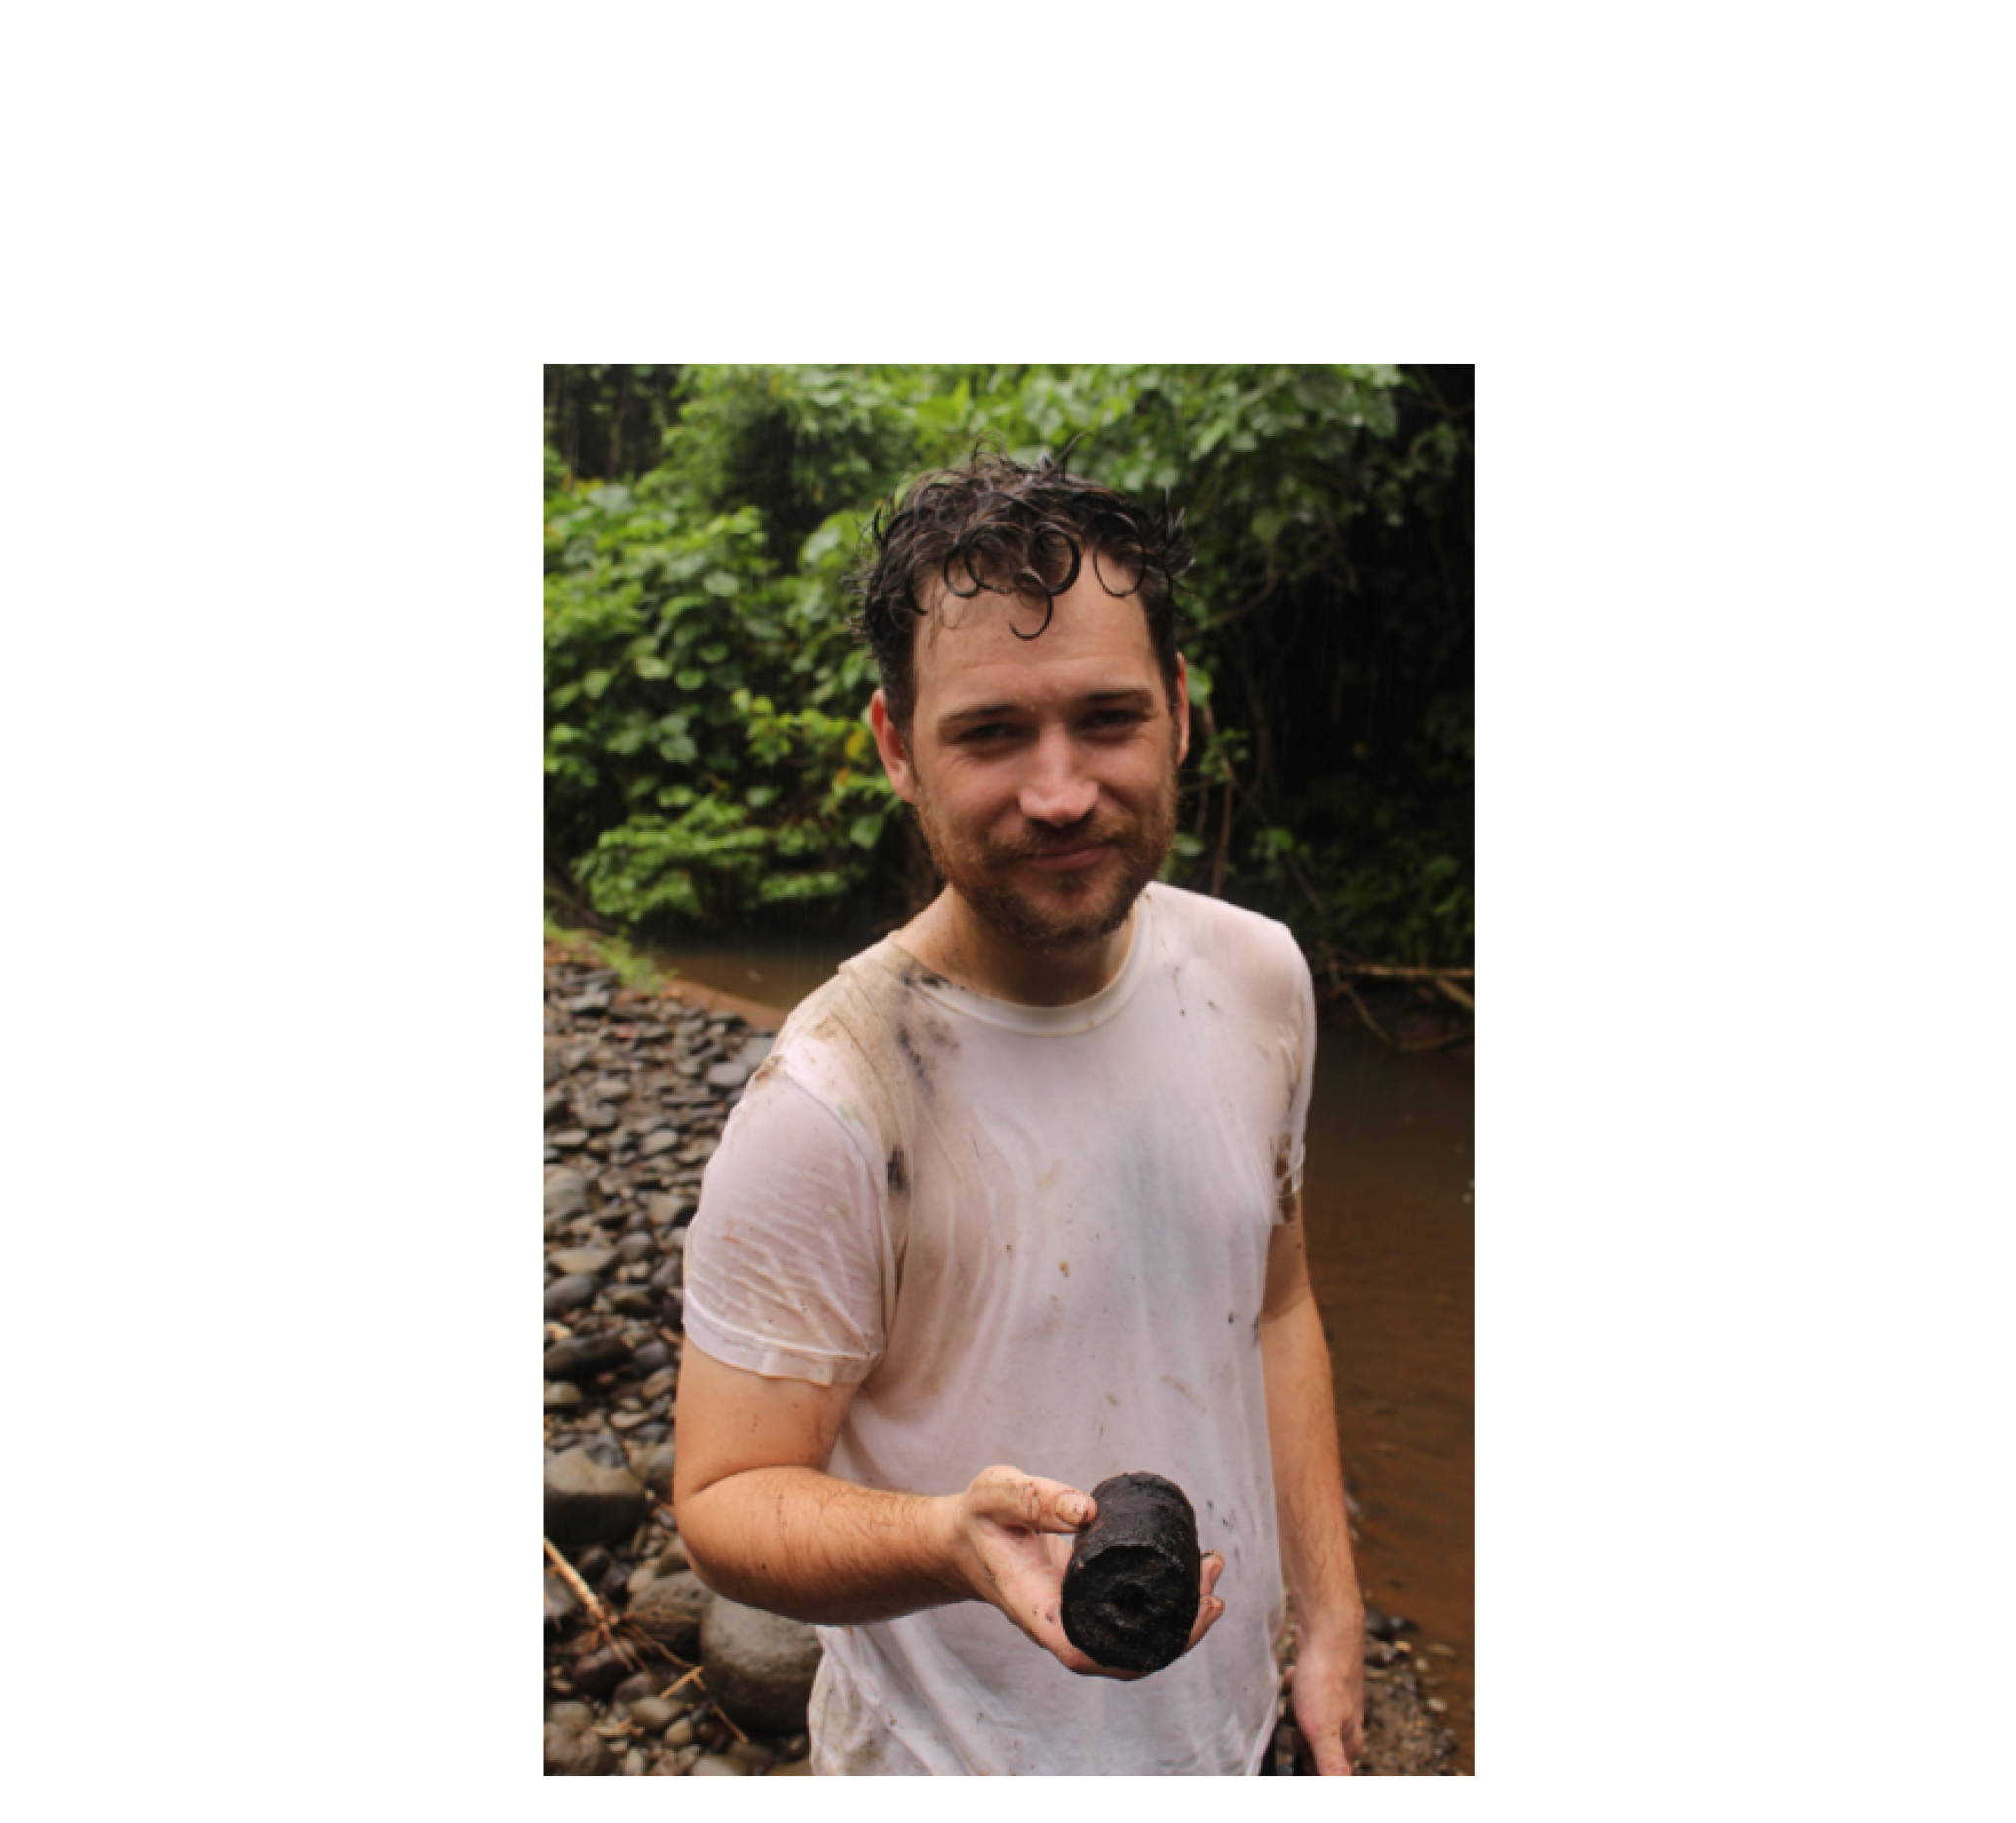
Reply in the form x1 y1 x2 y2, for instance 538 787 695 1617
911 740 1183 956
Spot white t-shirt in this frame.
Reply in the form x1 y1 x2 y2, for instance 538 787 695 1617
681 884 1318 1775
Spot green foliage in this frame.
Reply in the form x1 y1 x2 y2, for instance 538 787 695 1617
544 364 1472 965
544 444 902 932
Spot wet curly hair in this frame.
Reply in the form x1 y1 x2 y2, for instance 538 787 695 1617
847 443 1194 732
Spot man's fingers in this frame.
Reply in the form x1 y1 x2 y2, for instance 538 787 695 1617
1290 1664 1357 1776
1310 1735 1354 1776
969 1464 1094 1532
1183 1551 1228 1651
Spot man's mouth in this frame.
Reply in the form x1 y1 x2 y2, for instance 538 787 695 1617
1023 843 1110 873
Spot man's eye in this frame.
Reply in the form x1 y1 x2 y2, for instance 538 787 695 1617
960 724 1013 744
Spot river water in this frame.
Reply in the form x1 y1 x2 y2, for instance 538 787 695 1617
648 931 1476 1774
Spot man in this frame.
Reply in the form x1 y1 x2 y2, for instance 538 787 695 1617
672 450 1365 1775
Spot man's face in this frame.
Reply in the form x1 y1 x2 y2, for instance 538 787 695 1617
870 566 1190 956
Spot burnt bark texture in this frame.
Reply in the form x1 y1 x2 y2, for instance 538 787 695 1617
1060 1471 1202 1674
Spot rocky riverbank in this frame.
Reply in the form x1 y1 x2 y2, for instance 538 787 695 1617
543 939 1457 1775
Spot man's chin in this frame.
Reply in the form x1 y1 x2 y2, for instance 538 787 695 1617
965 869 1146 955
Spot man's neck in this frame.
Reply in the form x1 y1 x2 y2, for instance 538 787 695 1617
897 890 1138 1008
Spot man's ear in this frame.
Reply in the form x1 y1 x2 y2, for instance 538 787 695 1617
1172 654 1192 766
869 690 919 805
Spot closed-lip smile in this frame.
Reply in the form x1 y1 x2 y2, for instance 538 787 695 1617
1025 845 1109 873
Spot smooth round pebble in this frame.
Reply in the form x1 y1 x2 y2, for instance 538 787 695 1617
690 1754 745 1776
630 1698 677 1733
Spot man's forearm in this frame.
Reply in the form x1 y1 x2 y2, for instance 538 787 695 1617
678 1465 969 1625
1261 1292 1365 1644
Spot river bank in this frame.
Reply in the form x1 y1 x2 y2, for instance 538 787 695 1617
543 936 1459 1774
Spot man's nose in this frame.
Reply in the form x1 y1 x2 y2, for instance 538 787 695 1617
1019 733 1098 827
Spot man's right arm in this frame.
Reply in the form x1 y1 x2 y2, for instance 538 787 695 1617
670 1345 1224 1669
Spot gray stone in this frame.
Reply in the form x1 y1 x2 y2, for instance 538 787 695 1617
545 1086 571 1124
544 1381 583 1410
544 1274 599 1318
738 1036 775 1069
640 1367 677 1403
700 1595 823 1735
616 1232 657 1263
544 1447 648 1545
638 1442 677 1502
690 1755 744 1776
665 1718 696 1749
630 1697 678 1734
544 1569 581 1627
575 1100 620 1130
550 1129 590 1149
646 1194 689 1226
631 1340 673 1376
569 1642 633 1697
612 1668 664 1708
544 1168 592 1220
568 991 613 1015
550 1247 617 1277
544 1719 616 1776
641 1128 681 1157
622 1747 647 1776
627 1569 710 1659
607 1285 656 1316
544 1332 633 1381
705 1061 749 1089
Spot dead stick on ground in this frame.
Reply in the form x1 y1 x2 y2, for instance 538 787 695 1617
665 1665 705 1696
544 1537 611 1628
544 1537 642 1669
712 1703 750 1745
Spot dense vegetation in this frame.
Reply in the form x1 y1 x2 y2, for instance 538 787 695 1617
544 365 1472 975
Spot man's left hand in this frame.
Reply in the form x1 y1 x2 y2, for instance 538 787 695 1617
1286 1631 1365 1775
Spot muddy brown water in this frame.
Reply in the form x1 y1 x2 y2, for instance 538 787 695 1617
647 934 1475 1774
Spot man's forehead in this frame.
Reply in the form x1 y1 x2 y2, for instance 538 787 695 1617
914 574 1153 666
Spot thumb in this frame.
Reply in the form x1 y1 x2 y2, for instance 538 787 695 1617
967 1464 1095 1533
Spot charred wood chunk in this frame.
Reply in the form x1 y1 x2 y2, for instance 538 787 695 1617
1060 1471 1201 1674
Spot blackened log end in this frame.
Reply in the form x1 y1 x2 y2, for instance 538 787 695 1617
1060 1471 1202 1674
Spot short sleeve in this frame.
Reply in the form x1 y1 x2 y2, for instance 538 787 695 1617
1275 933 1319 1212
680 1065 892 1386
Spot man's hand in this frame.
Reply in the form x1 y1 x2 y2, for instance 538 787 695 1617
1285 1630 1366 1775
950 1464 1226 1679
